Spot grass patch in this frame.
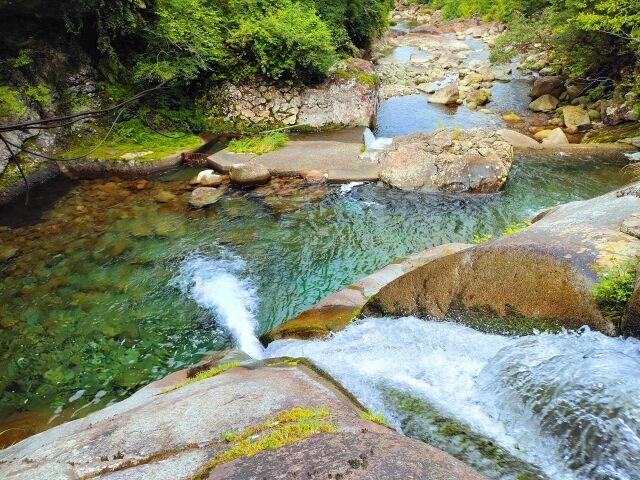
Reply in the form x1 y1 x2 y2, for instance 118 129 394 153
359 409 389 427
226 132 289 155
592 258 639 329
473 221 531 244
161 361 240 394
62 118 202 162
192 407 336 479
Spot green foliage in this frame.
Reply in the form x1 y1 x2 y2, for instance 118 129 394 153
359 409 389 426
63 118 202 161
473 221 531 244
0 86 25 119
13 49 32 68
229 0 336 84
592 259 639 328
226 132 289 154
22 84 51 108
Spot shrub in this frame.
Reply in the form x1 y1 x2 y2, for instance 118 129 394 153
0 86 25 119
226 132 290 154
592 259 639 328
229 1 336 84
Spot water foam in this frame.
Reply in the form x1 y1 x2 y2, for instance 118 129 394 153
175 255 265 359
266 317 640 479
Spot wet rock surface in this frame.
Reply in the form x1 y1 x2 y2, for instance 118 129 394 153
263 243 470 342
367 183 640 335
0 354 486 480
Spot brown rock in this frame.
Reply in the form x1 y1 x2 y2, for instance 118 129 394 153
428 84 460 105
367 184 640 336
304 170 327 184
541 128 569 145
497 129 541 150
529 75 564 98
154 191 177 203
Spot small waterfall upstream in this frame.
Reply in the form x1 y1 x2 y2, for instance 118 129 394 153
174 254 265 359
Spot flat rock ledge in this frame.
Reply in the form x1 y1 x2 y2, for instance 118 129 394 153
366 182 640 336
57 153 185 179
0 353 486 480
262 243 470 343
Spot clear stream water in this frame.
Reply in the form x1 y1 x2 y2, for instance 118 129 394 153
0 154 634 463
1 31 638 478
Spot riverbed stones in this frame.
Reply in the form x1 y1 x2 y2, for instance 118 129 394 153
263 243 471 342
529 94 559 112
529 75 564 99
379 128 513 193
196 169 224 187
0 353 487 480
541 128 569 145
188 187 225 208
562 106 591 130
428 84 460 105
229 163 271 186
365 183 640 336
154 190 176 203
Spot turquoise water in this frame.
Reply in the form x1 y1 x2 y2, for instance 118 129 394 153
0 153 632 444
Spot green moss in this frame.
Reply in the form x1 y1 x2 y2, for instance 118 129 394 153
473 221 531 244
592 258 639 329
161 361 240 393
358 409 389 427
333 66 378 88
191 407 336 479
226 132 289 155
290 122 347 133
62 118 202 162
459 304 564 336
582 123 640 144
382 387 546 480
0 86 26 119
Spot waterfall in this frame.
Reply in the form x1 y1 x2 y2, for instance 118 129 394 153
363 127 393 151
174 254 265 359
266 317 640 480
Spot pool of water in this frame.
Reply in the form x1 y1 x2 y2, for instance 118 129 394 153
267 317 640 480
0 154 632 444
390 46 430 64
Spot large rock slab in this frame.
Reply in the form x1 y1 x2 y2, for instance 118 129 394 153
0 354 486 480
208 431 485 480
379 128 513 193
366 183 640 336
262 243 470 343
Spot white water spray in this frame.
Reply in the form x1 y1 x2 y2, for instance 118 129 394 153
266 317 640 479
175 255 265 359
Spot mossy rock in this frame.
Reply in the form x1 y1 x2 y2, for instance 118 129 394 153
582 122 640 144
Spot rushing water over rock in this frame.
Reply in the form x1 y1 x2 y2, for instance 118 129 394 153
174 255 265 359
266 318 640 480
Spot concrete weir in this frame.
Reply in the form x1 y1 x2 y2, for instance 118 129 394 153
207 128 381 183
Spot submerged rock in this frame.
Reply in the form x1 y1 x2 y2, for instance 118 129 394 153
366 183 640 336
379 128 513 193
189 187 225 208
229 162 271 186
154 190 177 203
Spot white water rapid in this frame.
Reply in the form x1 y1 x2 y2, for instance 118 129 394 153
175 255 265 359
266 317 640 480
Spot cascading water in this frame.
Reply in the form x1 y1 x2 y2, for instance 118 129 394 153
266 317 640 480
174 254 265 359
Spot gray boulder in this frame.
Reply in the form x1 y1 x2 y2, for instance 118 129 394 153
529 75 564 98
379 128 513 193
229 162 271 186
529 94 559 112
563 106 591 130
428 84 460 105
